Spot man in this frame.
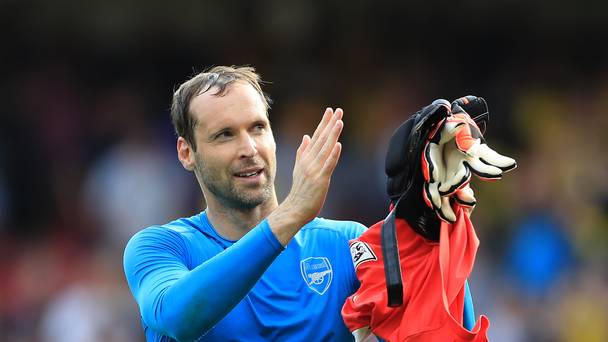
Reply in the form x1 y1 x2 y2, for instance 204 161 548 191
123 66 367 341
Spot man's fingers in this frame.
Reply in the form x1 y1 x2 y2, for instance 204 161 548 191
310 108 334 142
296 134 311 161
315 119 343 165
296 107 343 181
321 142 342 176
334 108 344 120
309 108 342 155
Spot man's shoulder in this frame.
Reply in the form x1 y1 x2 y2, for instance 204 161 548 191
301 217 367 240
127 213 205 247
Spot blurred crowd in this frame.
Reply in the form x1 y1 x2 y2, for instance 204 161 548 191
1 1 608 341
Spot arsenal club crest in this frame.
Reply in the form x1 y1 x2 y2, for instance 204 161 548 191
300 257 333 295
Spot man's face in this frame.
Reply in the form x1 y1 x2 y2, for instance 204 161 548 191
188 82 276 209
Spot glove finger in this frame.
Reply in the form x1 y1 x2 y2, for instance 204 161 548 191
440 166 471 195
424 181 442 211
450 111 516 176
465 156 504 180
438 120 463 144
422 118 449 183
476 144 517 172
449 115 481 153
439 139 471 195
421 143 432 182
422 119 450 209
436 196 456 223
454 184 476 207
423 141 445 183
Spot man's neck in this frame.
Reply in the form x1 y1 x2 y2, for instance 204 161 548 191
205 196 279 241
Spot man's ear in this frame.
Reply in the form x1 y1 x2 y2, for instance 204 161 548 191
177 137 196 171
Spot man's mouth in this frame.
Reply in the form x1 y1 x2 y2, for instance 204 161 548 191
234 168 264 178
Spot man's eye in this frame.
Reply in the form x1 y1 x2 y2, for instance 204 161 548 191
215 131 233 140
253 124 266 133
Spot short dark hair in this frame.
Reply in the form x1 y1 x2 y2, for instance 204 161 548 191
171 65 272 150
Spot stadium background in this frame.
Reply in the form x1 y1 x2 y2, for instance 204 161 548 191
1 1 607 341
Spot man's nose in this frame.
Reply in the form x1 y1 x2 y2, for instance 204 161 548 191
238 133 258 158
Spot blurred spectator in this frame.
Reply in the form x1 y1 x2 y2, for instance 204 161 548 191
39 248 142 342
504 212 574 299
82 86 195 248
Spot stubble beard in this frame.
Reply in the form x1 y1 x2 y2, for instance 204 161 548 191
194 155 274 210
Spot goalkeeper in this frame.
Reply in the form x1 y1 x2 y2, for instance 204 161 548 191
124 66 366 341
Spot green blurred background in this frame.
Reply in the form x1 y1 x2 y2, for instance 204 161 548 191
1 1 607 341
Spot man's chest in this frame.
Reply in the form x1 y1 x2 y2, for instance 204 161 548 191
194 236 355 341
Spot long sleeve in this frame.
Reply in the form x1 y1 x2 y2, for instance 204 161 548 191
463 280 475 331
123 219 283 341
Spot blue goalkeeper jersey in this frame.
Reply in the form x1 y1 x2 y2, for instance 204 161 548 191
124 211 477 341
123 212 366 341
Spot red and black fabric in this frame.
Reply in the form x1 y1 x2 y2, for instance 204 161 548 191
340 96 516 341
382 99 451 306
385 99 452 242
382 98 491 305
342 206 490 341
